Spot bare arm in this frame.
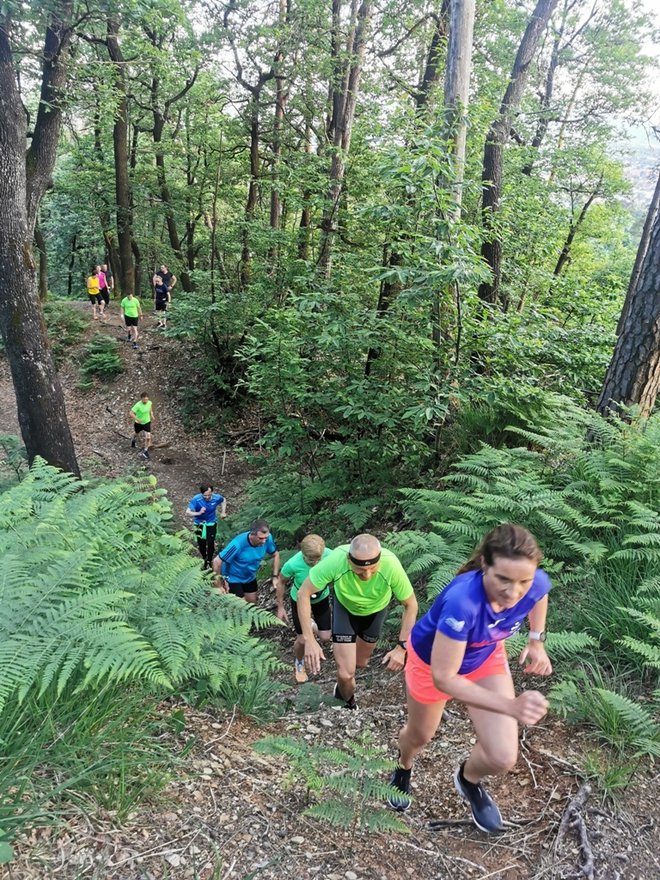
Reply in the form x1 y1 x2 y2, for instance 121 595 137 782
519 595 552 675
381 592 419 672
297 576 325 674
431 632 548 724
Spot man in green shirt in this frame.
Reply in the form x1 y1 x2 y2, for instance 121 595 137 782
130 393 153 460
297 534 418 708
120 292 143 348
274 534 333 683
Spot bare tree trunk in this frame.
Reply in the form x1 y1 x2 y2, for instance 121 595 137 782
34 224 48 302
269 0 289 267
0 4 80 475
241 100 261 287
617 172 660 335
552 180 601 277
67 233 77 298
597 170 660 418
298 119 313 260
478 0 560 307
431 0 475 367
318 0 372 277
107 17 135 297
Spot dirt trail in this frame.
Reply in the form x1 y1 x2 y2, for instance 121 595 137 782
0 300 250 521
0 304 658 880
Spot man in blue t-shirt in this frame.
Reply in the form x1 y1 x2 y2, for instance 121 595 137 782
186 484 226 569
213 518 279 604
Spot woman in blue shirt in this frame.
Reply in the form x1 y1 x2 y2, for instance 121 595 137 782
186 484 226 569
389 524 553 833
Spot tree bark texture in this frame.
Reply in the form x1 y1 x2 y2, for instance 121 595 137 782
0 6 80 475
107 18 135 297
478 0 560 307
34 225 48 302
318 0 372 277
597 171 660 418
617 171 660 335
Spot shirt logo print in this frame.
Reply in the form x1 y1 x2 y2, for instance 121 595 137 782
445 616 465 632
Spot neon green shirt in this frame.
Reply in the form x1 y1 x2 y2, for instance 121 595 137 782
131 400 152 424
282 548 332 602
308 545 413 615
121 296 141 318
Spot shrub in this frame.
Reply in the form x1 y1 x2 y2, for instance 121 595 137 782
79 332 124 387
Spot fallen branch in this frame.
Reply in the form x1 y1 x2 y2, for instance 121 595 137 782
555 783 594 880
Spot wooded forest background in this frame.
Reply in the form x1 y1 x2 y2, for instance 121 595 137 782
1 0 659 483
0 2 660 869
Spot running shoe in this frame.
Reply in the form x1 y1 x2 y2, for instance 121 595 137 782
294 659 308 684
387 766 412 812
131 438 136 448
141 449 150 460
453 763 503 833
333 683 357 710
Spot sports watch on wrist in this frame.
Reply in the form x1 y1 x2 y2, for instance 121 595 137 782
397 640 408 650
528 630 546 641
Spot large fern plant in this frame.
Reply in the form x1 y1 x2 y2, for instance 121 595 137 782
390 397 660 757
0 459 280 714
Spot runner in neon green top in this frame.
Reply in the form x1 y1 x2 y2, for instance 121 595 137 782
120 293 143 347
130 392 153 460
297 534 418 708
274 535 332 683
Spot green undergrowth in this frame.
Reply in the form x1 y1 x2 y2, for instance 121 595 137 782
78 332 124 388
390 396 660 762
0 460 283 850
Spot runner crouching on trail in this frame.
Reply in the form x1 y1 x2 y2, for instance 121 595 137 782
273 534 333 683
186 484 227 569
297 534 418 709
388 523 552 833
213 519 280 604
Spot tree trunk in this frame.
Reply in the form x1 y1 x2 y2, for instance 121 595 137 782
617 172 660 335
241 100 261 287
0 4 80 475
318 0 372 277
478 0 560 307
596 170 660 418
107 17 135 297
34 224 48 302
552 181 600 278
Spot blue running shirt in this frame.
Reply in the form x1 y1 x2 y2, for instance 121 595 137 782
410 568 551 674
218 531 277 583
188 493 225 525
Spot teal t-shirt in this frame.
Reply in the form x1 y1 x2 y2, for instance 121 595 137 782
308 545 413 615
281 547 332 603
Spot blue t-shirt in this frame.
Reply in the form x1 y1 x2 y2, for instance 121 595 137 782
188 493 225 525
218 531 277 583
410 568 551 674
154 283 169 303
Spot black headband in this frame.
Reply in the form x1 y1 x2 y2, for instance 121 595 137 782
349 551 381 567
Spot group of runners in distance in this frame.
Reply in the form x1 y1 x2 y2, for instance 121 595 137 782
85 263 176 348
183 492 554 833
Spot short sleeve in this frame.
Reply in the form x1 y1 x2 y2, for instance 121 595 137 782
436 592 476 643
266 534 277 554
309 547 342 590
281 556 297 579
386 555 414 601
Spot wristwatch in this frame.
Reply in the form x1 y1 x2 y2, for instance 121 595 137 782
397 640 408 650
529 630 546 642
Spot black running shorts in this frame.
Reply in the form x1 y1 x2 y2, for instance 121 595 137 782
291 594 331 635
331 595 388 644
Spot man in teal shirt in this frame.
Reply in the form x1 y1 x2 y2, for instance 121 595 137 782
297 534 418 708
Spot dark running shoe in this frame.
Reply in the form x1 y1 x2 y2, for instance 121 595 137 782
453 763 503 833
131 438 136 448
333 683 357 710
388 766 412 812
141 449 150 460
